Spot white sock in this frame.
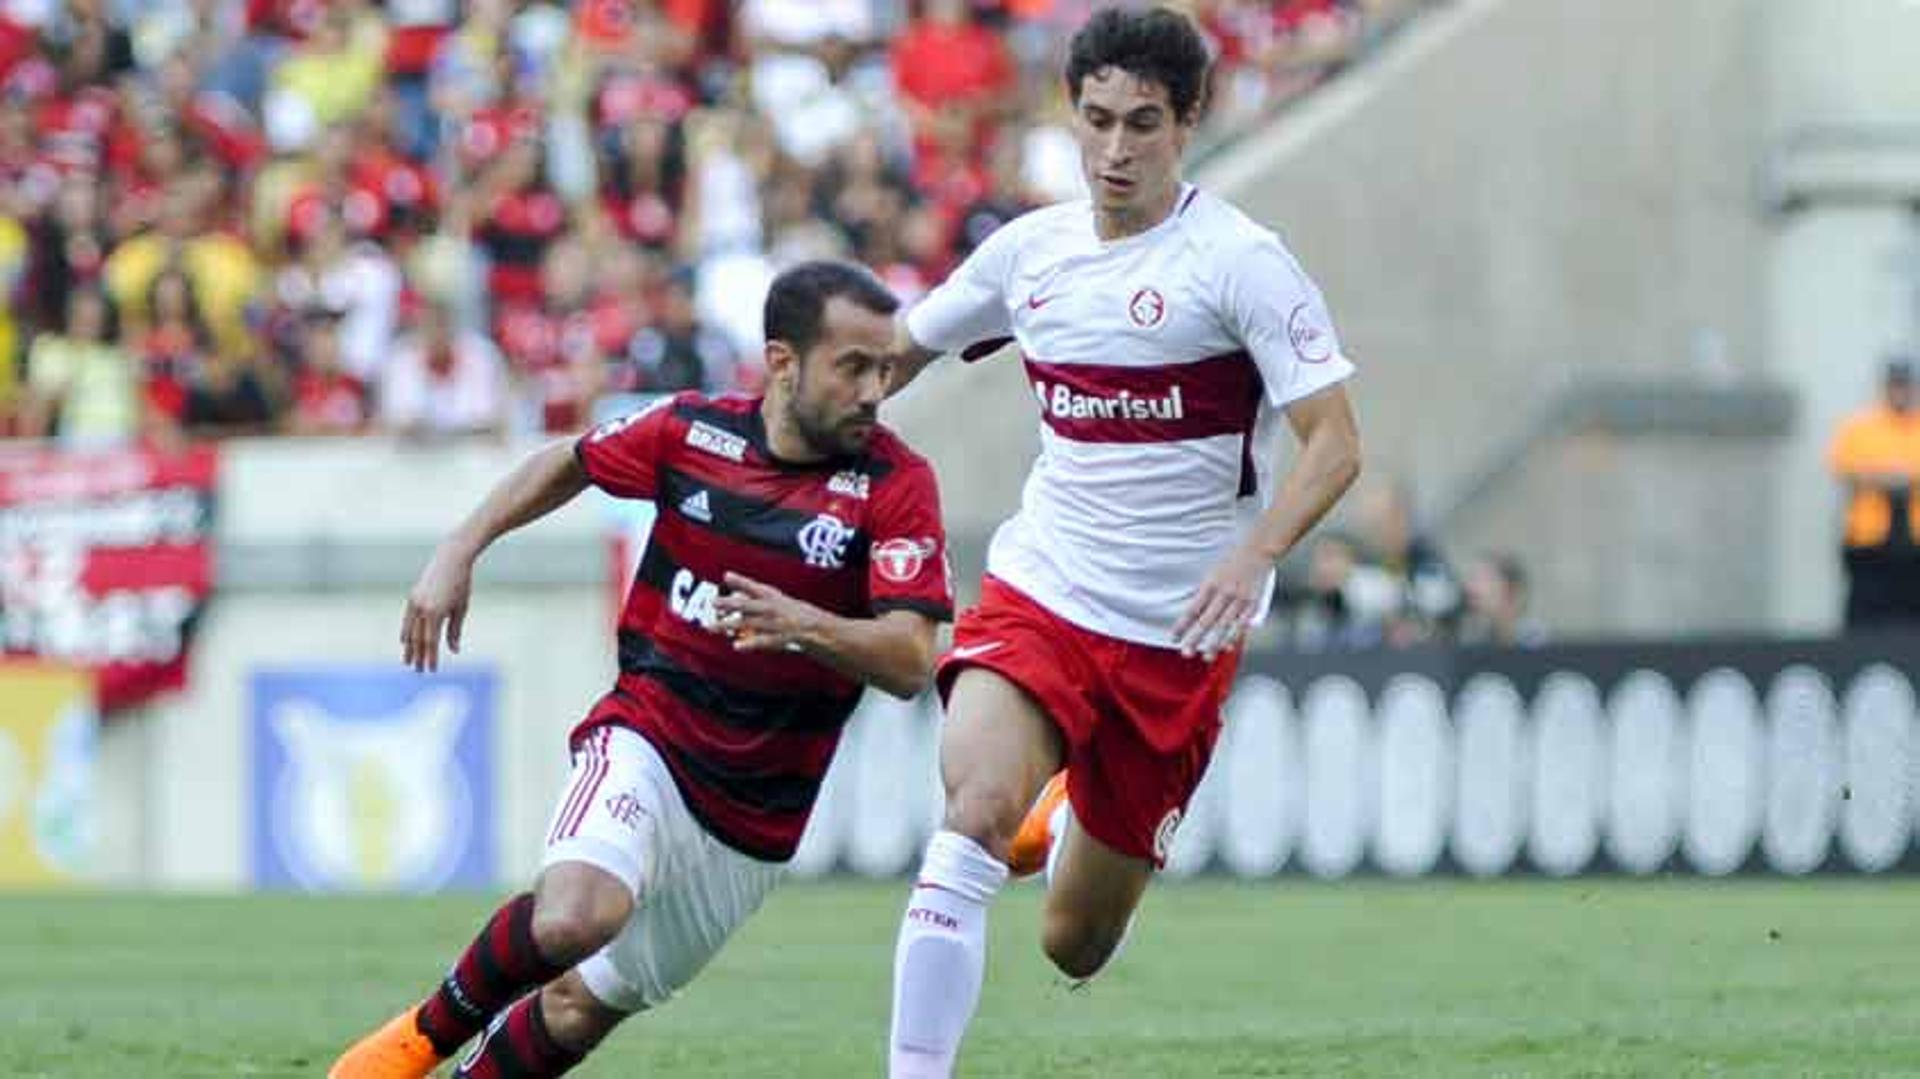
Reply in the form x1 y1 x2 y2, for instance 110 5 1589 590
889 830 1008 1079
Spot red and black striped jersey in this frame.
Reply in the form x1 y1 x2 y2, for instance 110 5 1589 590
572 392 952 861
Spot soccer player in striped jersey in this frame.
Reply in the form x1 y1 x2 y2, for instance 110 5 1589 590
882 8 1363 1077
330 261 952 1079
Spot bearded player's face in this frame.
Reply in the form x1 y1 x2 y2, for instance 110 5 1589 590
788 297 894 456
1072 67 1192 221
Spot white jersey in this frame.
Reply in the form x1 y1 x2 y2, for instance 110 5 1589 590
907 184 1355 647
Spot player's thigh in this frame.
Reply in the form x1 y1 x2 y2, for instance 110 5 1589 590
534 725 671 951
1044 813 1153 946
579 836 785 1013
939 666 1065 852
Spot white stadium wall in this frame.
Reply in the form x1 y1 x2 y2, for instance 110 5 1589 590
1761 2 1920 629
96 437 615 889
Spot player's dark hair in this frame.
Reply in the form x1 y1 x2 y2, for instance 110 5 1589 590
763 260 899 358
1065 6 1212 123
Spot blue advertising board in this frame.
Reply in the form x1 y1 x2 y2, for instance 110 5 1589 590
251 666 495 891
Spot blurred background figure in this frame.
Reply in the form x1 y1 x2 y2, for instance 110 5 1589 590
19 282 144 447
379 298 507 440
1828 357 1920 629
1457 549 1545 648
1352 478 1462 647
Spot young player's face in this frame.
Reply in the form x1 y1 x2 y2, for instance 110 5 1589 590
1072 67 1193 224
789 297 896 456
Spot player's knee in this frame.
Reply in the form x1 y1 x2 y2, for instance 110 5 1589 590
1041 911 1122 981
531 888 631 964
539 977 625 1053
939 783 1029 862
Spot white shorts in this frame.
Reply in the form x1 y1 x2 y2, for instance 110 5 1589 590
541 724 785 1012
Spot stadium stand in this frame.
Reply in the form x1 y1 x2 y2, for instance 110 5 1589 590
0 0 1435 444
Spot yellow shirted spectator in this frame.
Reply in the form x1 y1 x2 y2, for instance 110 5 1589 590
22 286 142 446
1827 357 1920 627
267 5 386 133
105 187 262 360
0 212 27 417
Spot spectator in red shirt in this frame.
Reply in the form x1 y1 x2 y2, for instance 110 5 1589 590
454 46 543 175
285 306 370 436
350 89 441 245
598 113 685 252
493 233 594 433
284 124 388 250
108 125 194 241
476 136 568 309
891 0 1015 173
155 54 269 176
135 265 215 428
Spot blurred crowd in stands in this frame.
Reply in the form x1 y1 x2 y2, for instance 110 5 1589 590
1269 479 1547 651
0 0 1429 446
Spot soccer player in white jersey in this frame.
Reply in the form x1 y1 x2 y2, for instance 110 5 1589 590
882 7 1363 1076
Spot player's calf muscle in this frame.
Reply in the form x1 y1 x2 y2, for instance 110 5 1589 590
1042 919 1122 981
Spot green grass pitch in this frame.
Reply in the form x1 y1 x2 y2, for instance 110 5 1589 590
3 879 1918 1077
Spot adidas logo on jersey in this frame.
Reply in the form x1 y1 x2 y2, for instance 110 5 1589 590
679 489 712 522
1032 380 1185 422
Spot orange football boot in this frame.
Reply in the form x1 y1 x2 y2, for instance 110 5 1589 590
1005 772 1068 878
328 1003 445 1079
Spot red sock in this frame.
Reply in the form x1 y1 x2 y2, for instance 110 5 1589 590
453 990 586 1078
415 893 568 1057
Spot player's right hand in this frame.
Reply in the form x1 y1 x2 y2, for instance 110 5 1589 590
401 549 474 673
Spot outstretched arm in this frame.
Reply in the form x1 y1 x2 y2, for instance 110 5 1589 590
714 573 940 699
1173 383 1362 658
884 318 945 398
402 439 591 671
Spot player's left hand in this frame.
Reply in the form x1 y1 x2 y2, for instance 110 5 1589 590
716 572 820 654
1173 545 1271 660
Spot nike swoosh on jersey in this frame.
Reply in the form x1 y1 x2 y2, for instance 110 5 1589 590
1025 293 1056 309
948 641 1005 660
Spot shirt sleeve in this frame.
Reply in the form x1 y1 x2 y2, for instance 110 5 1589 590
905 212 1023 356
574 394 678 500
1218 232 1356 408
865 459 954 621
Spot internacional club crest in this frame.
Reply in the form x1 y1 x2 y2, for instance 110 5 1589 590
1129 287 1166 329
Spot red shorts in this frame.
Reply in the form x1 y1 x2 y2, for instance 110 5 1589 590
934 576 1241 867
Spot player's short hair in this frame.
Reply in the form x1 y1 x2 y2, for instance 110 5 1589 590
763 260 900 358
1065 6 1212 124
